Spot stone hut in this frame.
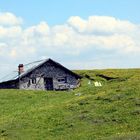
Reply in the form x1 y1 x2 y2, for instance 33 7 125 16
0 58 81 90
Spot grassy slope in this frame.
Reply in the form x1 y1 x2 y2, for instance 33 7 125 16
0 69 140 140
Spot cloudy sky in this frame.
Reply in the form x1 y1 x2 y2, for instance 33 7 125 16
0 0 140 79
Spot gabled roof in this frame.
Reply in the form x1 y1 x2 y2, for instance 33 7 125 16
0 59 46 83
19 58 81 79
0 58 81 83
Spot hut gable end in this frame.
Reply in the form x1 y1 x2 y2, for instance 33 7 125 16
0 58 81 90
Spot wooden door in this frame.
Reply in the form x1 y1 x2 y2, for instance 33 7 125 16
44 78 53 90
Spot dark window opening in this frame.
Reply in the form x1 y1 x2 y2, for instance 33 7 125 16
27 79 31 87
32 78 36 84
58 77 67 83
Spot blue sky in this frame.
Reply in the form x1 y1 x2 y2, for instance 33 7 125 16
1 0 140 25
0 0 140 79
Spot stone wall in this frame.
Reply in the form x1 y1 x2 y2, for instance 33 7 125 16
19 61 79 90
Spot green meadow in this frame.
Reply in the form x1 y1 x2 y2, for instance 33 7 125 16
0 69 140 140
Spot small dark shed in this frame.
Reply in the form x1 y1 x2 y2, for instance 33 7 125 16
0 58 81 90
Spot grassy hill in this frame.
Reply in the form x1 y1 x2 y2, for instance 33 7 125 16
0 69 140 140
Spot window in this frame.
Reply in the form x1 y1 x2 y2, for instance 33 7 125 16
32 78 36 84
27 79 31 87
58 77 67 83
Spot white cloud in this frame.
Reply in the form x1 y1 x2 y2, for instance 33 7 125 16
10 49 17 57
0 13 140 79
68 16 136 34
0 12 22 26
0 26 22 38
68 16 87 32
0 43 7 55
